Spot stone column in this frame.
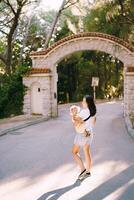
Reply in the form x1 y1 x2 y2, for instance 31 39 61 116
125 67 134 116
23 77 31 115
50 64 58 117
41 74 52 117
123 66 127 117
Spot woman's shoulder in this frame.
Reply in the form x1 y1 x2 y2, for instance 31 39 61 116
79 108 90 118
79 108 89 113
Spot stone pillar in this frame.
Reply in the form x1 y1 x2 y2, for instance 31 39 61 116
23 78 31 115
123 66 127 116
50 64 58 117
125 67 134 116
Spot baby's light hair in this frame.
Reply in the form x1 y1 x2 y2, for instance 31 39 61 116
70 105 80 115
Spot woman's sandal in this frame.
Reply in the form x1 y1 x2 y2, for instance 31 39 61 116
78 171 91 181
77 169 86 180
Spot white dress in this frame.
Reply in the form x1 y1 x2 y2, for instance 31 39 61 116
73 108 95 147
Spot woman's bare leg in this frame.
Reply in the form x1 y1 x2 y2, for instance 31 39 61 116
72 144 85 172
83 144 92 172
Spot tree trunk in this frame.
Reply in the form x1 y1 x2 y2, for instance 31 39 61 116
44 0 66 49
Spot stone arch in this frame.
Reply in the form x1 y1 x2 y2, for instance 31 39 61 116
30 32 134 67
23 32 134 118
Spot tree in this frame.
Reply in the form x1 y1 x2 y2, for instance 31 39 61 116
0 0 36 74
44 0 89 48
90 0 134 43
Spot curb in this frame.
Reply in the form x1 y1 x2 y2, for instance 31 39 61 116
0 117 49 136
124 116 134 139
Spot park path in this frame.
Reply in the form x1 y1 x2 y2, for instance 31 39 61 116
0 101 134 200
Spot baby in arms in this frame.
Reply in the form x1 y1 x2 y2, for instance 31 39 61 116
70 105 91 137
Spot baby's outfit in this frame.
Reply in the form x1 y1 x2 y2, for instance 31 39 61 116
70 106 86 134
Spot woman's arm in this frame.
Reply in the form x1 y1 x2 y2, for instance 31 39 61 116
73 115 84 126
92 116 96 125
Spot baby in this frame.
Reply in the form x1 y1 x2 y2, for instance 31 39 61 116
70 105 91 137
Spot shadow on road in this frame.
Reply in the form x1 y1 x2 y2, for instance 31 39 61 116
37 180 81 200
117 183 134 200
80 165 134 200
37 165 134 200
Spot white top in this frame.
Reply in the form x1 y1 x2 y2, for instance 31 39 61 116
78 108 95 132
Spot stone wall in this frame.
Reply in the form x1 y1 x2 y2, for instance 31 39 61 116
125 72 134 116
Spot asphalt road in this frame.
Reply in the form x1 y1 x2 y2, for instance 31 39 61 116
0 101 134 200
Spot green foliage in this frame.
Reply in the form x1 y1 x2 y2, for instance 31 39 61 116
57 51 123 103
54 21 71 42
0 8 57 118
84 0 133 43
0 65 29 118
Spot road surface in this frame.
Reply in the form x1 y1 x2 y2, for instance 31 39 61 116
0 101 134 200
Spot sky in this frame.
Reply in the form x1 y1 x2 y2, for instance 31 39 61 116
39 0 95 11
40 0 63 11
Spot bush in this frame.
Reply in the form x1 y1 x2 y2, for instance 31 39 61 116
0 65 29 118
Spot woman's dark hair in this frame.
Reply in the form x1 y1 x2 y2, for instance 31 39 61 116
84 95 96 116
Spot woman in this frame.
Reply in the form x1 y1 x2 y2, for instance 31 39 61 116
71 95 96 180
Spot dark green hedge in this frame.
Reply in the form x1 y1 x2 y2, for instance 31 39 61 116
0 66 29 118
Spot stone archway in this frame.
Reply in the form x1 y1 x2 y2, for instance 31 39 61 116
23 32 134 118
